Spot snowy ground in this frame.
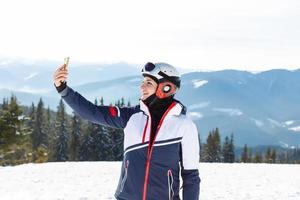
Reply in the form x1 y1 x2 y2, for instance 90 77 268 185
0 162 299 200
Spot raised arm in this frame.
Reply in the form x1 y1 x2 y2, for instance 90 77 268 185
53 64 137 129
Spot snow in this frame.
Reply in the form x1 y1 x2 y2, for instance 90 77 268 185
285 120 294 126
24 72 39 80
267 118 282 128
213 108 243 116
18 86 50 94
266 119 299 131
279 141 289 148
0 162 299 200
0 162 120 200
288 126 300 132
192 79 208 88
188 102 210 110
187 111 203 120
251 118 264 127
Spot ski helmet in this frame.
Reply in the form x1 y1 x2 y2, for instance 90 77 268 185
141 62 181 99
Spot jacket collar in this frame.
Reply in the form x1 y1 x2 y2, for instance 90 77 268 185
139 99 185 116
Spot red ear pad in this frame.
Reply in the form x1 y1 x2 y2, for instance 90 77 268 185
156 82 177 99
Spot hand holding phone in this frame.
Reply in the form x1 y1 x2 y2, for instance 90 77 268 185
53 57 70 87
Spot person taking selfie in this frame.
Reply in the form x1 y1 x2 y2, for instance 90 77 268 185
53 61 200 200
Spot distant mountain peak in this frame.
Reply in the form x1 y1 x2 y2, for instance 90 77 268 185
24 72 39 80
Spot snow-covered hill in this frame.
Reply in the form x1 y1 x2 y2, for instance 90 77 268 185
0 162 299 200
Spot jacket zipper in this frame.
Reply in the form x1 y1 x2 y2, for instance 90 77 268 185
142 102 177 200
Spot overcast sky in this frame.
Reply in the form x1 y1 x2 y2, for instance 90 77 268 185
0 0 300 71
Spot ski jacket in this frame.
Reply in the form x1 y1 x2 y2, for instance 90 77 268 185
58 86 200 200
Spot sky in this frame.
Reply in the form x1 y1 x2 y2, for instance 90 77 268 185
0 0 300 71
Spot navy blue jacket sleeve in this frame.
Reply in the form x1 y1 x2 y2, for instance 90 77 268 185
59 86 136 129
181 169 200 200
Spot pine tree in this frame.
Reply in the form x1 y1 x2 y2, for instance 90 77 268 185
204 128 221 162
100 97 104 106
8 95 22 136
45 106 56 162
32 98 48 159
109 127 124 161
28 103 35 132
0 95 22 148
69 112 82 161
79 120 103 161
254 152 262 163
285 150 290 164
127 100 131 107
0 118 5 146
2 98 8 109
203 132 213 162
94 98 99 106
79 132 94 161
200 141 205 162
214 128 221 162
120 97 125 107
96 97 113 160
79 98 113 161
101 99 125 161
270 149 277 163
296 146 300 164
84 122 99 160
0 98 8 146
94 125 112 160
241 144 249 163
248 148 253 163
204 132 212 162
223 135 235 163
222 136 230 163
93 98 112 160
54 99 69 161
81 99 102 161
265 148 272 163
228 134 235 162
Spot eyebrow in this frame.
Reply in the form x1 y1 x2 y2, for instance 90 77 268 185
146 79 155 83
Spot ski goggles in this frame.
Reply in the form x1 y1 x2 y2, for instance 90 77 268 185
142 62 156 72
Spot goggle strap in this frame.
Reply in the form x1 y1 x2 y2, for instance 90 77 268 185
158 71 180 88
158 71 173 82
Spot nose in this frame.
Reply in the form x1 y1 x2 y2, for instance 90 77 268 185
140 82 146 90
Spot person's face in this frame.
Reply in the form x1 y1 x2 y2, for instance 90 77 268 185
140 77 158 100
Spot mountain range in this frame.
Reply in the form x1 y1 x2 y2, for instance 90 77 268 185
1 59 299 147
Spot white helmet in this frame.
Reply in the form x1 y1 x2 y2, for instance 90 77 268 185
141 62 181 88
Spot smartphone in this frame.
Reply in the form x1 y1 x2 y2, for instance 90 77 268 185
64 57 70 70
